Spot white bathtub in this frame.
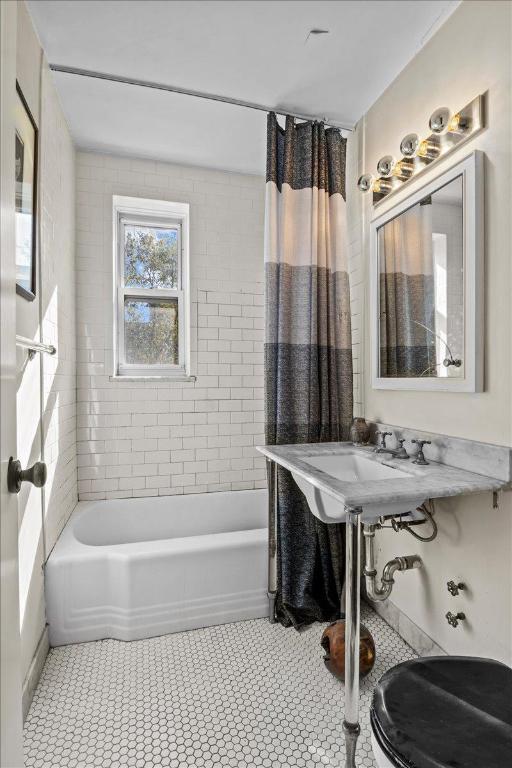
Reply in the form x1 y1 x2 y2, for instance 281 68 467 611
45 489 268 646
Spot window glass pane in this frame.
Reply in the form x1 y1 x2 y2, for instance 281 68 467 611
124 298 179 365
124 225 178 289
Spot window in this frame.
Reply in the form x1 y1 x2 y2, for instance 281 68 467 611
113 196 190 377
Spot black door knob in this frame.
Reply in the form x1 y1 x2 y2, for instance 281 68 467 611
7 457 47 494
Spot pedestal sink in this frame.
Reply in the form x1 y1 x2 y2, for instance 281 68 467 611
257 440 509 768
293 452 426 522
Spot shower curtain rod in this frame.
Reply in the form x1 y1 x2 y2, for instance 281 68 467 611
49 64 354 132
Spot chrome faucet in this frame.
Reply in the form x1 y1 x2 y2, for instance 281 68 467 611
373 431 392 451
374 433 410 459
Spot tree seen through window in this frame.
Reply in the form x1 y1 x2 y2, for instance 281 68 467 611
123 226 179 365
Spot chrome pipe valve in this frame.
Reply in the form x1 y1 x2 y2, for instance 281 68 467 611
446 611 466 628
447 580 465 597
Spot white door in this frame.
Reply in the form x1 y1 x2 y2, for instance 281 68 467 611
1 1 25 765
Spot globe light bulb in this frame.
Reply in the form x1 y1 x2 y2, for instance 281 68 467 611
400 133 420 157
429 107 451 134
376 155 395 178
357 173 374 192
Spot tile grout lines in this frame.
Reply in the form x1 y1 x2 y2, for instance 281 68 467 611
24 604 416 767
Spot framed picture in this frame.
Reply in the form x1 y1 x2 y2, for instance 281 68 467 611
15 81 38 301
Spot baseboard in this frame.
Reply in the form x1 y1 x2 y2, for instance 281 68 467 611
22 625 49 721
367 597 447 657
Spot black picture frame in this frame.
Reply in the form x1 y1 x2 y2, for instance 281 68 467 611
15 81 38 301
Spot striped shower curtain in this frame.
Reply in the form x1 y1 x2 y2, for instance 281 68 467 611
379 200 436 377
264 113 353 627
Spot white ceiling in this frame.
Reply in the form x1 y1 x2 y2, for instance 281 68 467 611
27 0 461 175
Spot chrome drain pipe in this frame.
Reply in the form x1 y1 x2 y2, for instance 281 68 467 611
363 524 422 602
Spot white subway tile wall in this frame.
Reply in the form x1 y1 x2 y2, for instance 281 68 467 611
75 152 266 500
41 66 77 553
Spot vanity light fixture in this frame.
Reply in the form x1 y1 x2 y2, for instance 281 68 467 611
392 159 415 181
428 107 451 134
417 138 441 161
372 178 393 194
356 94 484 205
447 112 471 134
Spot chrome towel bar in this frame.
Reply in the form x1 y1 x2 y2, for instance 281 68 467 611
16 335 57 358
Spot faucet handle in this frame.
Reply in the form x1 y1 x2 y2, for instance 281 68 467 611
411 439 431 465
398 439 406 448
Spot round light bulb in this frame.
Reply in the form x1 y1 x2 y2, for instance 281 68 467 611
400 133 419 157
429 107 451 134
357 173 374 193
376 155 395 178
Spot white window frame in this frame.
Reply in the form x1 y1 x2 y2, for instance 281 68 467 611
113 195 190 378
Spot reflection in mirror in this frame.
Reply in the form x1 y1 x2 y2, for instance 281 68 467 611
378 175 463 378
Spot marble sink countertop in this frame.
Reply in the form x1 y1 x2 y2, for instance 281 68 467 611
256 442 509 510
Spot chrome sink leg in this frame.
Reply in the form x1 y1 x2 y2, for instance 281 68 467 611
343 506 362 768
343 721 360 768
266 459 277 623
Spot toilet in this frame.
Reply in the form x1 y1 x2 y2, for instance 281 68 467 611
370 656 512 768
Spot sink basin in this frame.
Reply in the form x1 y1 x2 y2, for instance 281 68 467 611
301 453 412 483
291 451 426 523
259 439 509 527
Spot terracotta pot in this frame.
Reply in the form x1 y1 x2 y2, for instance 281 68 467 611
321 620 376 681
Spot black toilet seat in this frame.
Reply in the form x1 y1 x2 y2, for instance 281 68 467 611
371 656 512 768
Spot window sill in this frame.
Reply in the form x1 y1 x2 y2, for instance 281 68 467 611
109 374 197 383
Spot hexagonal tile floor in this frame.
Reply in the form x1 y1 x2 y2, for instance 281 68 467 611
24 604 416 767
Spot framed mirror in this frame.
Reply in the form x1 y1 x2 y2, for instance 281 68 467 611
370 151 483 392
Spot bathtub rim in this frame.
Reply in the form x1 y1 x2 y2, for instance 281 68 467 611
48 488 268 561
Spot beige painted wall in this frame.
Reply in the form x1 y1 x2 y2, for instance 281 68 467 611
15 1 77 692
350 0 512 663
